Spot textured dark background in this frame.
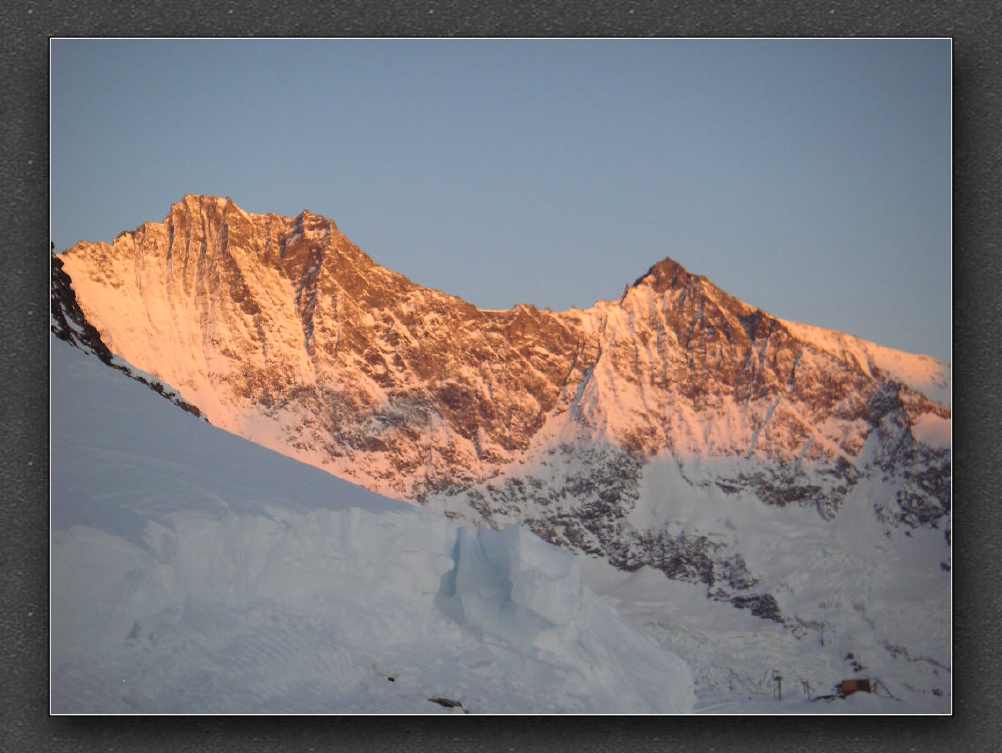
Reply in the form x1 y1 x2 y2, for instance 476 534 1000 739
2 1 999 751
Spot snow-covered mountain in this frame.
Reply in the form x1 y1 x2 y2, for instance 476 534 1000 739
53 195 951 710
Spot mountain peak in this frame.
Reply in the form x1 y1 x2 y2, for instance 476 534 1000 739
630 256 697 293
171 193 231 211
163 196 342 234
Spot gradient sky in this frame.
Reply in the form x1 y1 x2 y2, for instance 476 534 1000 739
51 39 951 361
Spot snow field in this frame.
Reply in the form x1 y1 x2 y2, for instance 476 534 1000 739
51 338 695 713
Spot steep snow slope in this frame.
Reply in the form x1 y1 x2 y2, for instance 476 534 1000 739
51 338 695 714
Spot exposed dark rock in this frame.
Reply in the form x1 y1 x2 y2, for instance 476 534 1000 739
428 696 465 710
729 594 783 622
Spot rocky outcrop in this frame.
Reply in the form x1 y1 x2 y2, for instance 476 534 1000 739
51 253 117 365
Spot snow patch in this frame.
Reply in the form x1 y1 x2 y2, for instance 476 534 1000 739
911 413 950 450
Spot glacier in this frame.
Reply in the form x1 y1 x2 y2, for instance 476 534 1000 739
50 338 695 714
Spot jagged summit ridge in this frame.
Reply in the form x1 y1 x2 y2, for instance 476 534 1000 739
62 196 949 366
59 196 936 349
69 198 734 317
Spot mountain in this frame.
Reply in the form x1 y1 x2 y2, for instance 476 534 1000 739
54 195 951 708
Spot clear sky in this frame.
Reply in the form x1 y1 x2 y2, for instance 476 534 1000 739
51 39 951 361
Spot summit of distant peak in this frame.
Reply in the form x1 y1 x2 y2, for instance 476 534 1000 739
629 256 697 292
172 193 231 210
159 196 342 234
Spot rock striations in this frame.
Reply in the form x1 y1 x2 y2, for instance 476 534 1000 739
54 195 951 623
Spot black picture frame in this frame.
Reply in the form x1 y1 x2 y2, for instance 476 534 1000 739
5 2 999 751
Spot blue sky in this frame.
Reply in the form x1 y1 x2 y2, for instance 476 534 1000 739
51 39 950 361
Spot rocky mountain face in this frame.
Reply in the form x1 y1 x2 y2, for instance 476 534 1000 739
54 195 951 626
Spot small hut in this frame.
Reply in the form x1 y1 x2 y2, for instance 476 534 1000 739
836 678 872 698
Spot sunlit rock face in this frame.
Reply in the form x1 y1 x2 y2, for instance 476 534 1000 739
57 195 951 619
